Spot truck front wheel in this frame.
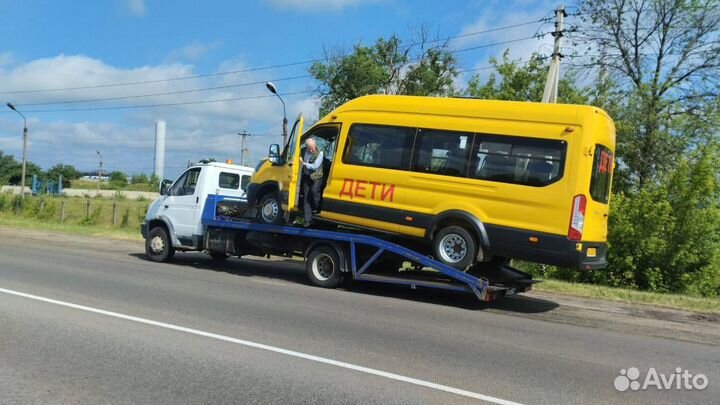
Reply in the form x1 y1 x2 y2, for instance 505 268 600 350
146 226 175 262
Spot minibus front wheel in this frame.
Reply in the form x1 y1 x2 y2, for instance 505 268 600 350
258 191 284 225
433 225 477 270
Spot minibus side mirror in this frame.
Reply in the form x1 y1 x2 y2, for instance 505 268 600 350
159 179 173 195
268 144 280 164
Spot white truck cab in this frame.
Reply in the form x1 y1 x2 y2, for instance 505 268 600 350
141 162 254 261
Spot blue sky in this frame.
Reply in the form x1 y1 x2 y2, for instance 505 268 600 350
0 0 570 179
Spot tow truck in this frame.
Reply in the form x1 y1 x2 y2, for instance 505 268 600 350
141 162 536 303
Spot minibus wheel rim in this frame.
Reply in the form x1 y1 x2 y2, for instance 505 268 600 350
438 233 467 263
262 199 279 222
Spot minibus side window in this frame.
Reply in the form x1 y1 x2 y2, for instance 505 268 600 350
343 124 415 170
470 135 566 187
411 129 472 177
590 145 613 203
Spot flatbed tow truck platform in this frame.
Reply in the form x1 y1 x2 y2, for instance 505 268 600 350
201 194 537 303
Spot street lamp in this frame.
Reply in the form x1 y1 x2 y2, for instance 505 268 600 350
6 103 28 198
265 82 288 147
96 150 103 196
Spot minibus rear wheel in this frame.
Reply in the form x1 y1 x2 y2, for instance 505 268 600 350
433 225 476 270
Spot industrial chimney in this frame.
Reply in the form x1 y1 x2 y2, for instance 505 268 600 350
154 120 166 180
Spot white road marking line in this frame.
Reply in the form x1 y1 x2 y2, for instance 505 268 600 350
0 287 524 405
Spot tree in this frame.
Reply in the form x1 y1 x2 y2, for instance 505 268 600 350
131 173 149 184
108 171 128 189
198 158 217 164
310 30 459 115
0 151 43 186
0 151 19 185
575 0 720 190
46 164 81 188
465 51 590 104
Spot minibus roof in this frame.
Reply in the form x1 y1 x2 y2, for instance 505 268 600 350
327 95 608 124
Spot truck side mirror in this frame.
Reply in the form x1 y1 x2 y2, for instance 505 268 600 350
159 179 173 195
268 144 280 163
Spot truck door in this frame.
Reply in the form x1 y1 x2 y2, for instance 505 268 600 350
284 114 304 212
164 167 202 245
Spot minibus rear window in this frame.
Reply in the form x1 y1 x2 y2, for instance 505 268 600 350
590 145 613 203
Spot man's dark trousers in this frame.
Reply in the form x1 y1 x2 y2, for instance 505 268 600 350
302 174 322 225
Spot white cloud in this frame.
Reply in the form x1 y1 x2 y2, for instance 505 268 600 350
127 0 146 17
166 41 223 62
450 0 557 89
0 52 14 67
266 0 380 10
0 54 316 177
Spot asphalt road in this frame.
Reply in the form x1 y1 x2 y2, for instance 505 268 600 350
0 229 717 404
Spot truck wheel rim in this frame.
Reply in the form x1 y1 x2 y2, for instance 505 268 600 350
149 235 165 255
438 233 467 263
312 253 335 281
262 199 279 222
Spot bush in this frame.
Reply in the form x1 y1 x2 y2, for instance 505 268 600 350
0 192 11 212
24 196 58 221
120 207 130 228
80 205 103 226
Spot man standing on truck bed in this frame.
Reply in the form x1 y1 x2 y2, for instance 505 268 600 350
299 137 323 227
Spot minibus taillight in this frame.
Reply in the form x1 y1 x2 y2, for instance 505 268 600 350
568 194 586 241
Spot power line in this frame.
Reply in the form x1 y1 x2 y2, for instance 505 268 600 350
0 18 551 96
7 35 547 110
15 90 312 113
16 75 310 107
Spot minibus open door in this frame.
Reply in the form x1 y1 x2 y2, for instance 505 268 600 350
286 114 305 213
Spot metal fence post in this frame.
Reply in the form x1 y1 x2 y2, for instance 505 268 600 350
60 200 66 223
86 199 91 218
112 201 118 226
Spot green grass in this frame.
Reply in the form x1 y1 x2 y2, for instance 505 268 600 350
0 214 143 241
70 179 157 192
534 279 720 314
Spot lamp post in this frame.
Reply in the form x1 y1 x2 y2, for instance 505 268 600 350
6 103 28 198
96 150 103 196
265 82 288 147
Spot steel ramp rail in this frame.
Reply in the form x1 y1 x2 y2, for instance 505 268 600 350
202 194 495 301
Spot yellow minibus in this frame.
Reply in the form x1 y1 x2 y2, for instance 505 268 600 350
247 95 615 270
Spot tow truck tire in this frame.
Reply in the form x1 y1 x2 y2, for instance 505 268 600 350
433 225 476 270
306 245 343 288
146 226 175 262
258 191 284 225
209 251 229 260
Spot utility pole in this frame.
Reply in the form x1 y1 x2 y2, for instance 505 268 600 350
265 82 288 147
96 150 103 196
6 103 28 198
541 5 566 103
238 131 252 166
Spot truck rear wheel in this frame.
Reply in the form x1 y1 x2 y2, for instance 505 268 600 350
146 226 175 262
306 245 343 288
433 225 476 270
257 191 284 225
